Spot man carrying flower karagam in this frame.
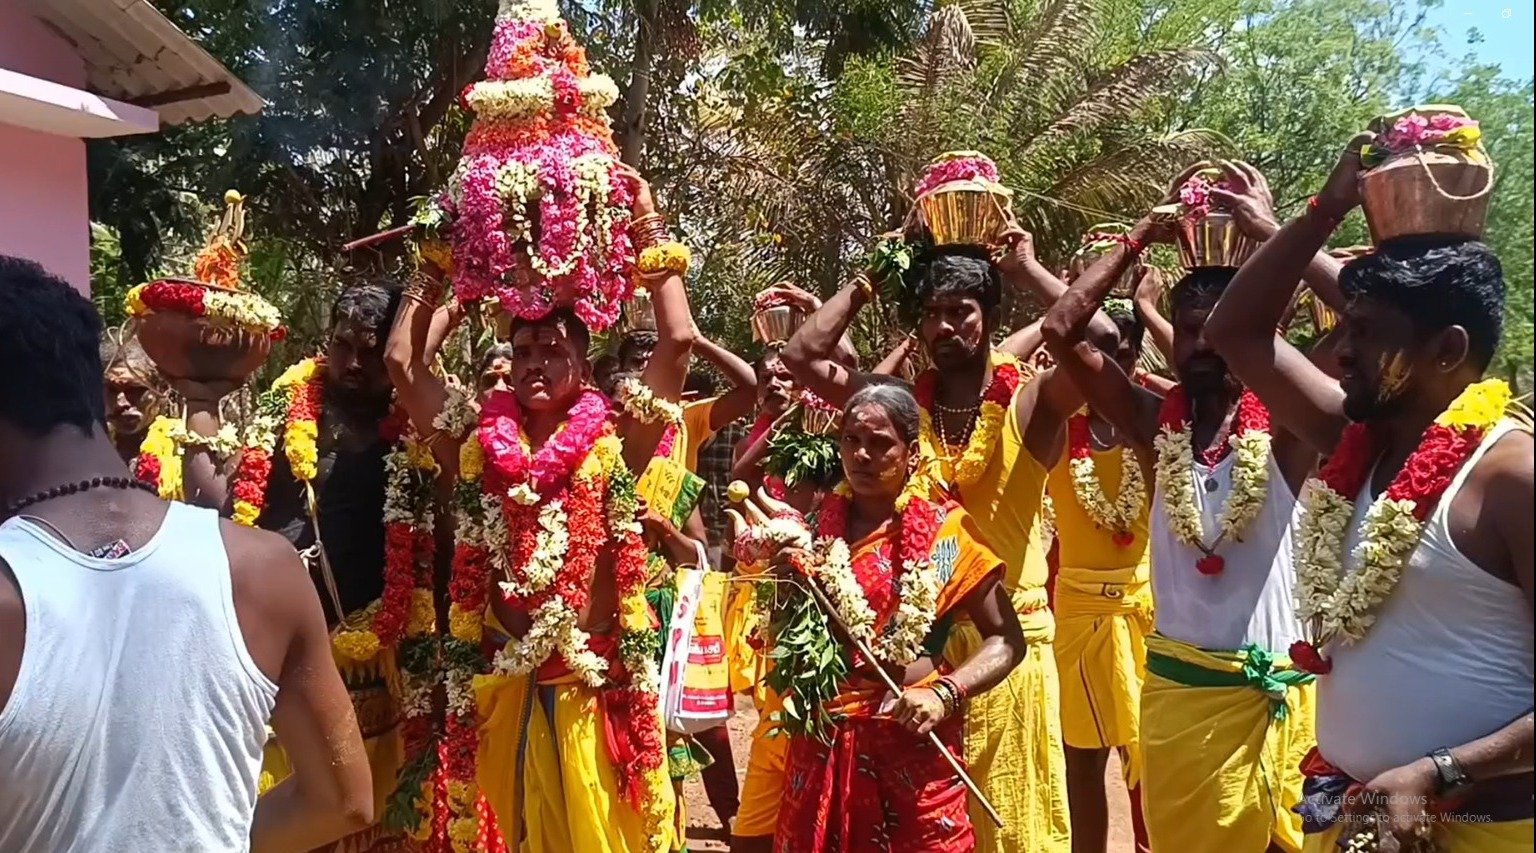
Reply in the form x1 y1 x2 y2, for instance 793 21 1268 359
167 278 418 853
782 153 1119 852
1041 162 1336 852
1205 132 1533 851
387 152 694 849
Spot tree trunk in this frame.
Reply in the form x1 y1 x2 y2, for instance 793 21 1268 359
619 0 659 168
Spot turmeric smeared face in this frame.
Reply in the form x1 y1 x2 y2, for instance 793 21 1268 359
1338 295 1425 423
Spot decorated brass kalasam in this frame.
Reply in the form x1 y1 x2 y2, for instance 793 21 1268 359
915 179 1014 248
1071 224 1138 294
751 305 805 345
1359 104 1492 243
1154 206 1259 270
138 280 273 384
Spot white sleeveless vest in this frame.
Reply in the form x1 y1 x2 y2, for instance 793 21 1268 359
1317 421 1535 782
0 502 276 852
1150 447 1304 653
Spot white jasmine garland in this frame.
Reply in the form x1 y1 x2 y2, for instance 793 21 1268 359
433 382 478 440
1153 423 1270 553
869 555 941 665
1068 447 1145 535
615 375 684 426
810 536 878 645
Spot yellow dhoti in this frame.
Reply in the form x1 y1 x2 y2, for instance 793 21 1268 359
946 586 1071 853
1052 564 1152 785
260 630 410 852
1140 634 1316 853
723 569 766 697
474 672 677 853
733 688 788 838
1302 819 1535 853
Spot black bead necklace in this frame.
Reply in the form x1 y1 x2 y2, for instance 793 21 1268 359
3 476 158 518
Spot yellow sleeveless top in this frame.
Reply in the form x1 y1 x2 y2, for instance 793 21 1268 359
1045 444 1151 571
919 377 1050 597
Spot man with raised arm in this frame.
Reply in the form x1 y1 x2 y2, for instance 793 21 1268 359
1040 162 1331 852
781 232 1114 852
386 166 694 852
0 256 372 853
1204 141 1533 851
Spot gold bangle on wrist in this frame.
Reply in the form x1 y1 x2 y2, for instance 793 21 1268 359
630 213 669 249
852 271 874 300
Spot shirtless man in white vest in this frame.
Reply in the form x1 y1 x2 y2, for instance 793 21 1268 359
1206 144 1533 850
1041 168 1336 852
0 255 373 852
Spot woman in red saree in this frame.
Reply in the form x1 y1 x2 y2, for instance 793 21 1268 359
769 381 1028 853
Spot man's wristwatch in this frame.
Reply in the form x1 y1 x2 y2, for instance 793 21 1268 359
1428 748 1473 799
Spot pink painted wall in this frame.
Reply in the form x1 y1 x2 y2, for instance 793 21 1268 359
0 1 91 294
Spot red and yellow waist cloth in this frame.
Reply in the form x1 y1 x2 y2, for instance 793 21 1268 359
1295 747 1534 853
475 616 677 853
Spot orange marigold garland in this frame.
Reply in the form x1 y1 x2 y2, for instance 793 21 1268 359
227 358 327 527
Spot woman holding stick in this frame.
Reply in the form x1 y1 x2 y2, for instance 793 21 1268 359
765 380 1027 853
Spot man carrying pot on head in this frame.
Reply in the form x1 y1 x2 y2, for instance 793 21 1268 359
1205 134 1533 851
386 164 695 852
1040 160 1342 853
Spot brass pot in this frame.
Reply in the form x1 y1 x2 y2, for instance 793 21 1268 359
623 289 658 331
136 280 272 384
1171 211 1258 270
915 179 1014 248
751 305 805 345
1360 149 1491 243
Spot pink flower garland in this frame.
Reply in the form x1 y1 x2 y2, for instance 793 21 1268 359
477 387 613 495
914 154 1001 198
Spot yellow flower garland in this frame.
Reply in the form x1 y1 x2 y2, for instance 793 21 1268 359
636 241 692 276
276 358 324 482
916 350 1025 491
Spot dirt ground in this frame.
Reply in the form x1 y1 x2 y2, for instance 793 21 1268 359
683 695 1134 852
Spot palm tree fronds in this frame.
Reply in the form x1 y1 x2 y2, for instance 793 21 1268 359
1011 0 1101 100
1023 48 1216 153
947 0 1011 46
896 4 979 93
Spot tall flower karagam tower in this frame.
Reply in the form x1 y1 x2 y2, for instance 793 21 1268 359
421 0 635 331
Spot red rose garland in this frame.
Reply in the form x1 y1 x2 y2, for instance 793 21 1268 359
1289 379 1510 674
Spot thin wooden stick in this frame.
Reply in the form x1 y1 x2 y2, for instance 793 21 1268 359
341 224 417 253
801 579 1006 829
